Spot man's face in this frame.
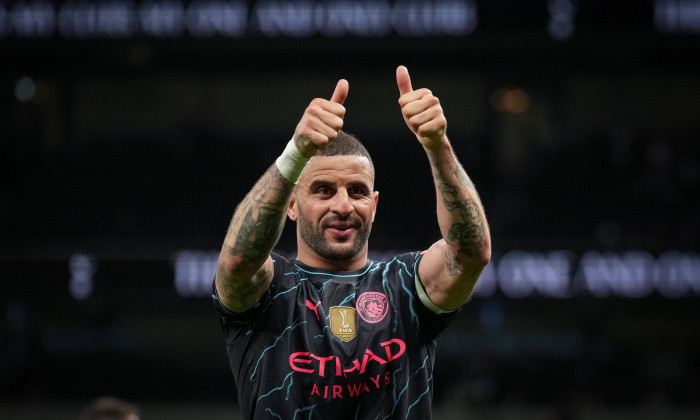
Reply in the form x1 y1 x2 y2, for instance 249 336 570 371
289 155 378 268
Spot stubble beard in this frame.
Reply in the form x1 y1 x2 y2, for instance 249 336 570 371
297 209 372 262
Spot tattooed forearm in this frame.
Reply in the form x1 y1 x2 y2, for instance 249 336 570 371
224 166 294 264
216 163 296 312
420 139 491 309
228 204 284 259
430 155 487 261
441 189 486 258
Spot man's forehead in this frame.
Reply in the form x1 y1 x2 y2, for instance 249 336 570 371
305 154 373 175
299 155 375 184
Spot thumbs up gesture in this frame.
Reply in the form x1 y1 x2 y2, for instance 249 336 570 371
293 79 349 158
396 66 447 150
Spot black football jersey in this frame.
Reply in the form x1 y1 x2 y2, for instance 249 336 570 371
214 251 458 419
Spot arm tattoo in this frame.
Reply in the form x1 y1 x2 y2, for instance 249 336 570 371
431 158 486 265
216 165 294 310
225 166 294 265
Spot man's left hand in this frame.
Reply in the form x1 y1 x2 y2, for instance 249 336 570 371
396 65 447 150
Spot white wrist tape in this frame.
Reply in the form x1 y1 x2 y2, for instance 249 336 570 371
276 138 310 184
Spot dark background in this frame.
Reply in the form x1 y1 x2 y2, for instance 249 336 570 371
1 0 699 418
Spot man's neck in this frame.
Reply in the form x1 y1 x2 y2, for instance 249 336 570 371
295 253 368 272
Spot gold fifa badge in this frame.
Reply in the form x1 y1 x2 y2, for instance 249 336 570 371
330 306 357 342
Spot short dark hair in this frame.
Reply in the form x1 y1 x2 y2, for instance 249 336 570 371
316 130 374 172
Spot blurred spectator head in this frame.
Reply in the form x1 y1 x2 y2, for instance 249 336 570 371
77 396 140 420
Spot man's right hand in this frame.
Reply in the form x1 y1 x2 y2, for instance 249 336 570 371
293 79 349 158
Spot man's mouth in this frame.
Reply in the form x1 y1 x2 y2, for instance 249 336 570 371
327 221 356 238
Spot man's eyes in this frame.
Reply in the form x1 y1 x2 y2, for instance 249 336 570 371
348 186 368 196
317 186 332 195
313 185 368 196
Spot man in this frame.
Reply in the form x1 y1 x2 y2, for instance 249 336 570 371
213 66 491 419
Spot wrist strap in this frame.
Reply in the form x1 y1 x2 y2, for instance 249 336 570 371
276 138 310 184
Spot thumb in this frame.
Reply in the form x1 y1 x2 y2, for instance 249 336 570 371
396 65 413 95
330 79 349 104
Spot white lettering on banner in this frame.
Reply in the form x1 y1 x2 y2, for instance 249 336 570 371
249 0 477 38
578 251 656 298
185 0 247 38
253 0 317 38
655 0 700 33
0 0 477 39
314 1 392 37
653 250 700 298
139 0 185 38
173 250 218 298
58 0 138 39
391 0 476 37
170 249 700 299
497 250 572 298
8 0 55 38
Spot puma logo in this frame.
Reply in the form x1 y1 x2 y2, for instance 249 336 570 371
305 300 321 320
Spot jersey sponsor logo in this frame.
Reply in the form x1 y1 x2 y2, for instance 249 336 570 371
310 372 391 399
356 291 388 323
289 339 407 400
289 338 406 378
330 306 356 342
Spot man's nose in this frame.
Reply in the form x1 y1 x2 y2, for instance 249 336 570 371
330 189 354 216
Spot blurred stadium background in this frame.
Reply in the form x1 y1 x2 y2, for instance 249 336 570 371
1 0 699 418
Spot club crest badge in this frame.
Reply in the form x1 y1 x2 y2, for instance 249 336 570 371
356 292 389 323
330 306 357 342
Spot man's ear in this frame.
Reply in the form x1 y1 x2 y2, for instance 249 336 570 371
372 190 379 222
287 196 298 221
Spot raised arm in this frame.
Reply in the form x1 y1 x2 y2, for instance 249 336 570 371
396 65 491 311
216 79 349 312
